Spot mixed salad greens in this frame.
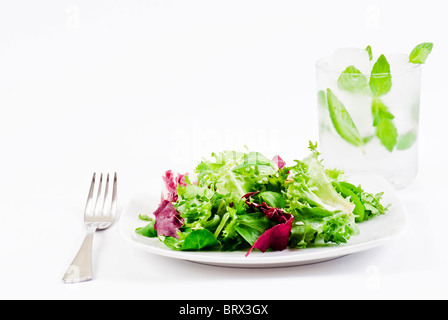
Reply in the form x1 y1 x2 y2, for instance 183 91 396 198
136 143 388 256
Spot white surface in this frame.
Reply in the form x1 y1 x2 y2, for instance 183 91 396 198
1 0 447 299
120 175 406 268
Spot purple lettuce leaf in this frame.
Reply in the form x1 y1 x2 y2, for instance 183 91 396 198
161 170 187 202
245 216 293 256
272 155 286 170
242 192 293 256
154 200 184 238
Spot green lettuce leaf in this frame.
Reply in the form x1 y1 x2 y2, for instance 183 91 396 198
233 213 275 246
285 149 358 248
195 151 277 201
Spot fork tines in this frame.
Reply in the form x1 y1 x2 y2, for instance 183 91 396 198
84 172 117 219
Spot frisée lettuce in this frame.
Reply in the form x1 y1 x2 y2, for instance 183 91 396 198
136 143 388 255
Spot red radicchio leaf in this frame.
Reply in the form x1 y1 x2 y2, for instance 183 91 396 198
243 191 288 223
245 216 293 257
272 155 286 170
154 200 184 238
242 192 293 256
161 170 188 202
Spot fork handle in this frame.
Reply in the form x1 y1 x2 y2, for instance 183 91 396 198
62 227 96 283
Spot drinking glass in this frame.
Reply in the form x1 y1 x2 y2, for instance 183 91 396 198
316 54 422 189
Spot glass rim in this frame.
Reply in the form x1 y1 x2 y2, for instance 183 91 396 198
315 55 422 77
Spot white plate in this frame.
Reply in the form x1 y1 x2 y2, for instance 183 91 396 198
119 175 406 268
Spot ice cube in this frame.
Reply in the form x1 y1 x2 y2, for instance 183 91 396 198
327 47 371 75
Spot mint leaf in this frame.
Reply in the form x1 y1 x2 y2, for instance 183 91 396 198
337 65 368 94
372 98 397 152
397 131 417 150
326 88 364 147
317 90 326 108
362 135 374 144
365 45 373 61
375 119 398 152
371 98 394 126
369 54 392 97
409 42 433 64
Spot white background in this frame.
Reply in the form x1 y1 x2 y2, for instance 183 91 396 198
1 0 447 299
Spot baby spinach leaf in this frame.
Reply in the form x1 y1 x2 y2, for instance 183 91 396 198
135 220 157 238
258 191 286 209
326 88 364 147
333 181 365 222
181 229 219 251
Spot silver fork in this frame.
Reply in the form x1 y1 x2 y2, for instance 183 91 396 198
62 172 117 284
